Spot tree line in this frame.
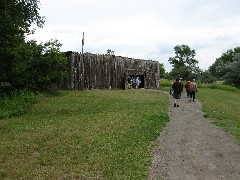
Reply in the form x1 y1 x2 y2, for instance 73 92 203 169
1 0 239 93
160 44 240 87
0 0 68 92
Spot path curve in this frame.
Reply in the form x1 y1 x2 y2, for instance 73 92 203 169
148 92 240 180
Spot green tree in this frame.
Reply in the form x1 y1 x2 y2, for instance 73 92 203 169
107 49 114 55
223 54 240 87
0 0 68 92
0 0 45 85
168 44 199 80
159 63 166 78
197 70 216 83
12 39 68 91
209 47 240 79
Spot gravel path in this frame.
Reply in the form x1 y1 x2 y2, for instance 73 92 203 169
148 93 240 180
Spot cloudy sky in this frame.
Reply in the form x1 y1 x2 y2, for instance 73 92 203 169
28 0 240 72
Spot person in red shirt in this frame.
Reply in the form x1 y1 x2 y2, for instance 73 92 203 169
185 81 191 98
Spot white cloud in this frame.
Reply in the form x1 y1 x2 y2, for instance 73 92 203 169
28 0 240 72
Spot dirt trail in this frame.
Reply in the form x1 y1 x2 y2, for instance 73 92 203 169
148 93 240 180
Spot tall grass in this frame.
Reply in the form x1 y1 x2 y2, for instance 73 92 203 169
198 88 240 143
158 79 173 92
0 90 169 179
198 83 240 93
159 79 173 87
0 90 38 119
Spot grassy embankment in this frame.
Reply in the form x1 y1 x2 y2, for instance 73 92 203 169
159 79 240 143
0 90 169 179
198 89 240 143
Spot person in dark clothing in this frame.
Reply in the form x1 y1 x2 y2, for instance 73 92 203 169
172 78 183 107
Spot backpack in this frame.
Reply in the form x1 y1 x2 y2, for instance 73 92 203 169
190 82 196 91
173 82 182 94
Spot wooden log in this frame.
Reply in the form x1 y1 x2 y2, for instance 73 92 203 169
64 51 160 90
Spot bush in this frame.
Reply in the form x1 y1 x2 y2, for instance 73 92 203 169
6 39 68 92
0 82 14 93
160 79 172 87
0 90 38 119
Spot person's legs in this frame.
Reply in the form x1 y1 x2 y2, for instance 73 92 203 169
174 94 180 107
173 94 180 107
192 91 196 101
189 91 192 102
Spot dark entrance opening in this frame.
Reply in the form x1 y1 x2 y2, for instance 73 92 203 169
126 75 145 89
137 75 144 88
125 69 145 89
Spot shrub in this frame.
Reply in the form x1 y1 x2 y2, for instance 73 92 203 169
0 82 14 93
0 90 38 119
160 79 172 87
12 39 68 92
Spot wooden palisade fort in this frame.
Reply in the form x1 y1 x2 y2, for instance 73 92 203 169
65 51 160 90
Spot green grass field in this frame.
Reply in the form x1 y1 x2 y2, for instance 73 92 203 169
0 90 169 179
1 86 239 179
198 88 240 143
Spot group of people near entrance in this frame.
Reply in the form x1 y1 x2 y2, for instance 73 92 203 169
127 76 141 89
170 78 198 107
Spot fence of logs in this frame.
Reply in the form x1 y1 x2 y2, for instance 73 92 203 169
64 51 160 90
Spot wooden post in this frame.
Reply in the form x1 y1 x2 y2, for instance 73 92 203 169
64 52 160 90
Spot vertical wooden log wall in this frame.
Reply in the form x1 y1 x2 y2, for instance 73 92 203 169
65 51 160 90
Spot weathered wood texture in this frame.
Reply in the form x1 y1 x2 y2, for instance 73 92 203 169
65 51 160 90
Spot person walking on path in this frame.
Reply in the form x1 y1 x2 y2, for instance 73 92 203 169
172 78 183 107
189 79 198 102
148 91 240 180
185 80 191 98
